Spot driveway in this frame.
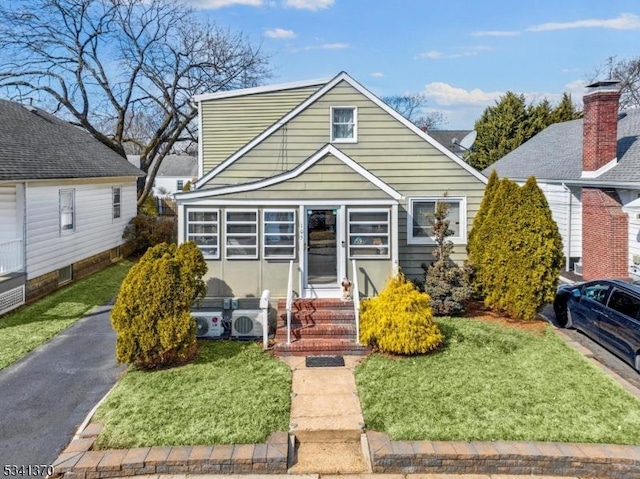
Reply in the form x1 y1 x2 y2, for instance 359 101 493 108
0 303 124 477
540 304 640 391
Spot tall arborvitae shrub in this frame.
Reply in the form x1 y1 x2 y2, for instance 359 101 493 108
467 170 499 295
499 177 563 319
423 200 471 316
360 274 443 355
111 242 207 369
474 177 563 320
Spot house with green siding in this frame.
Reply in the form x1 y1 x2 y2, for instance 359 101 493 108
176 72 487 305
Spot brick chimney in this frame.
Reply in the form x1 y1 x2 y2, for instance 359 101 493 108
581 80 628 280
582 80 620 173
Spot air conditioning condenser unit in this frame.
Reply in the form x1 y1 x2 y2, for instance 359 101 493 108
192 311 225 338
231 310 264 338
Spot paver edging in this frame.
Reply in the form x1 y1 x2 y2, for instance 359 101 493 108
366 431 640 479
49 424 288 478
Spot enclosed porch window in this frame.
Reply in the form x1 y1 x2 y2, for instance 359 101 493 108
348 209 390 258
187 209 219 259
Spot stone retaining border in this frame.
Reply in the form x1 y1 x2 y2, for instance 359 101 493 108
366 431 640 479
50 425 288 479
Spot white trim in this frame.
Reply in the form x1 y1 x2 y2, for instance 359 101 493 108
180 198 398 207
225 209 259 260
193 78 329 102
303 205 342 291
391 203 399 275
178 202 186 244
263 209 297 260
347 208 390 259
184 144 403 201
194 71 488 189
185 207 220 259
581 157 618 179
198 103 204 179
330 106 358 143
407 196 467 245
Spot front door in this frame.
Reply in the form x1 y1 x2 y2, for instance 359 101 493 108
305 207 339 288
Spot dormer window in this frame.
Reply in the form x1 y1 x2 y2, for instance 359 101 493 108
331 106 357 143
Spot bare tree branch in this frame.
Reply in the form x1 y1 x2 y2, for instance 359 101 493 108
382 93 447 130
0 0 270 206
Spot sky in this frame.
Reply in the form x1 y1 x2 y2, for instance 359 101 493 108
188 0 640 129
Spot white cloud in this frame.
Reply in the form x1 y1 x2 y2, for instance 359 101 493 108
186 0 263 9
419 46 491 60
264 28 296 39
471 30 520 37
295 42 349 52
422 82 504 106
371 72 384 78
419 50 443 59
283 0 334 10
527 13 640 32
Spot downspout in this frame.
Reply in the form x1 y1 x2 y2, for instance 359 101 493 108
562 183 571 272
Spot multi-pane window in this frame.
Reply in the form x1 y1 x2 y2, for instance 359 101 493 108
408 197 465 244
226 210 258 259
60 189 75 233
177 180 184 191
348 210 390 258
331 107 357 142
187 209 219 259
263 210 296 259
112 187 121 219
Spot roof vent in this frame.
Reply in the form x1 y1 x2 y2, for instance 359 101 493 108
22 104 38 113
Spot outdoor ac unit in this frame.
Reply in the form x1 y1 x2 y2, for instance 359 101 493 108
231 310 264 338
574 262 583 276
192 311 224 338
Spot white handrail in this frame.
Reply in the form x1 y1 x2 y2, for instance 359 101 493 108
351 259 360 345
259 289 270 350
286 260 294 345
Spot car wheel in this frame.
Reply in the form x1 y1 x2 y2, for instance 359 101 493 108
555 301 570 328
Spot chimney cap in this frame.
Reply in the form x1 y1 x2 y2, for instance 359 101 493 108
586 80 620 92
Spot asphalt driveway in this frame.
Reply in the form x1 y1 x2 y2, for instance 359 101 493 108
0 303 124 477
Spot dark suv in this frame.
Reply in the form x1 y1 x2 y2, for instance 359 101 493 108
554 279 640 372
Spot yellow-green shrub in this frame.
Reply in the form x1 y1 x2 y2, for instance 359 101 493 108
360 274 443 355
111 242 207 369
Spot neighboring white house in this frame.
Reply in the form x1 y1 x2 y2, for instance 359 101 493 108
128 154 198 196
486 81 640 281
0 100 143 315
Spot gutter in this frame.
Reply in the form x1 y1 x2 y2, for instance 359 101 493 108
509 177 640 189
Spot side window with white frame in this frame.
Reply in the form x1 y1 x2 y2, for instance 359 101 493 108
263 209 296 259
226 210 258 259
112 186 121 219
408 197 466 244
348 209 390 258
330 106 357 143
187 209 219 259
60 189 75 233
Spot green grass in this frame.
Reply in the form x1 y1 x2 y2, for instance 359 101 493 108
92 341 292 448
355 317 640 445
0 260 132 370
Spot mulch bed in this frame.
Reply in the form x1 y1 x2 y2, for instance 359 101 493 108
461 299 548 335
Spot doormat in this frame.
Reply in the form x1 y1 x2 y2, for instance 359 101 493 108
306 355 345 367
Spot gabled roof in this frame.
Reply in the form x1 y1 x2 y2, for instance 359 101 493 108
485 109 640 184
0 100 143 181
177 144 403 200
155 155 198 178
194 72 487 189
428 130 472 156
192 78 330 102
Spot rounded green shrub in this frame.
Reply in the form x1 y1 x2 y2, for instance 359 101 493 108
111 242 207 369
360 274 443 355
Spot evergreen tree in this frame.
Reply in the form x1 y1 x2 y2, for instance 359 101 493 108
549 92 582 124
423 200 471 316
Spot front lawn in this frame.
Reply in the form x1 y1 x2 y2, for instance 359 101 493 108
355 317 640 445
0 260 132 370
92 341 292 448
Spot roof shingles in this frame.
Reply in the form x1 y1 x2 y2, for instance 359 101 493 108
0 100 143 181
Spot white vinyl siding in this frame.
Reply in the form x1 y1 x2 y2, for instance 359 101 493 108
348 209 389 258
0 185 19 241
538 183 582 259
25 179 137 280
187 209 220 259
407 197 466 245
263 209 296 259
225 210 258 259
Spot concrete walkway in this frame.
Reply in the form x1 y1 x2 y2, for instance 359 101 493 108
0 303 124 473
282 356 370 474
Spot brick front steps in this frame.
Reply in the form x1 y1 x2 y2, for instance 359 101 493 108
367 431 640 479
52 424 640 478
274 298 368 356
50 425 288 478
